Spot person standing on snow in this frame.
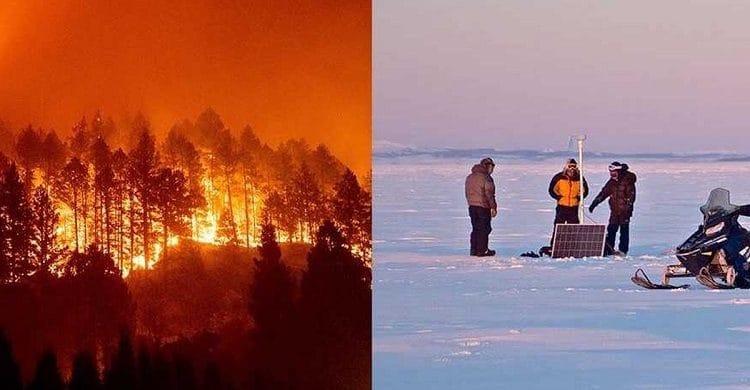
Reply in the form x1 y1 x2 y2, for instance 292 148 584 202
588 162 637 256
546 158 589 250
549 158 589 225
465 157 498 256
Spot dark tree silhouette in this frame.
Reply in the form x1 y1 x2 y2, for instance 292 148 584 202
69 351 102 390
91 110 117 142
310 143 346 191
173 354 197 390
162 128 205 242
40 131 67 190
289 163 324 241
137 344 155 390
0 330 22 390
69 117 91 159
61 246 132 359
239 126 262 246
14 125 43 191
194 108 224 149
63 245 120 278
105 332 137 390
31 186 65 275
150 347 172 390
247 220 295 385
90 136 113 249
0 163 34 282
297 221 372 390
128 128 160 269
153 168 198 257
28 349 64 390
111 148 130 269
214 129 239 237
216 209 238 245
55 157 89 252
262 191 284 241
332 169 371 255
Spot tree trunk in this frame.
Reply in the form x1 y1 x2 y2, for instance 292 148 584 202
251 184 257 244
129 191 135 272
73 188 80 252
243 175 250 247
82 189 88 248
143 198 150 270
163 220 168 260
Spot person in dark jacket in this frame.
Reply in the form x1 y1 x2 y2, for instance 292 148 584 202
588 161 637 256
465 157 497 256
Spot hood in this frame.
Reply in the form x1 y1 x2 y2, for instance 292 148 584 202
471 164 488 174
621 170 636 183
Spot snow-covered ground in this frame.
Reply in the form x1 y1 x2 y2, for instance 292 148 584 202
374 156 750 389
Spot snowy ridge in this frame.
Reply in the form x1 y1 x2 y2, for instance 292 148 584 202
373 141 750 161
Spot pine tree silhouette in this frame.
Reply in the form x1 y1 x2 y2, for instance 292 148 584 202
247 219 296 384
298 221 372 390
173 354 197 390
105 331 137 390
69 351 102 390
0 163 34 282
28 349 64 390
0 330 22 390
137 345 154 390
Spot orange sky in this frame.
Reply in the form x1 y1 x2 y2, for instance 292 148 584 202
0 0 371 174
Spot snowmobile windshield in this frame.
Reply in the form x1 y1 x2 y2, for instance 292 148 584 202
700 188 739 224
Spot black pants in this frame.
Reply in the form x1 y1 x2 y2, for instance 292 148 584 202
723 229 747 277
605 223 629 255
469 206 492 255
551 205 579 246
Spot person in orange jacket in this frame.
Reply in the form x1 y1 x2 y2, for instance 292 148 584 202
547 158 589 246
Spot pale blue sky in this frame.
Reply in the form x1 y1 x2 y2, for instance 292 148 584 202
375 1 750 152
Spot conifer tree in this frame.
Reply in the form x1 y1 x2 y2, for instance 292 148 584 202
0 330 22 390
31 186 65 275
105 332 137 390
28 350 64 390
128 128 160 269
69 351 102 390
0 163 34 281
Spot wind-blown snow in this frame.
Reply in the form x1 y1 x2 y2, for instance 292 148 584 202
374 156 750 389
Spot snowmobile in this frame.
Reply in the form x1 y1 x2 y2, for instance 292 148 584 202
632 188 750 290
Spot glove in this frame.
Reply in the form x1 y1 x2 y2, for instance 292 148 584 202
588 203 596 213
491 208 497 218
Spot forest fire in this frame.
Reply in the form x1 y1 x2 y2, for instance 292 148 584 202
0 1 371 388
0 109 370 275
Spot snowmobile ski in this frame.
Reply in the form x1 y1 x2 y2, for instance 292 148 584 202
696 267 734 290
630 268 689 290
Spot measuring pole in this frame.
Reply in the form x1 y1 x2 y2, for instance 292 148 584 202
576 135 586 223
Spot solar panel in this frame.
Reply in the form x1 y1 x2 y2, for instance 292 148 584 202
551 224 606 258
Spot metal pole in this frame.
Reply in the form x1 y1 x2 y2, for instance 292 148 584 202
577 135 586 223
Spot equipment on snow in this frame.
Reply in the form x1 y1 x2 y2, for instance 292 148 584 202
632 188 750 290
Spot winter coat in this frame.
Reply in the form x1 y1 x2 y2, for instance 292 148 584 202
465 164 497 210
590 170 637 224
549 171 589 207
